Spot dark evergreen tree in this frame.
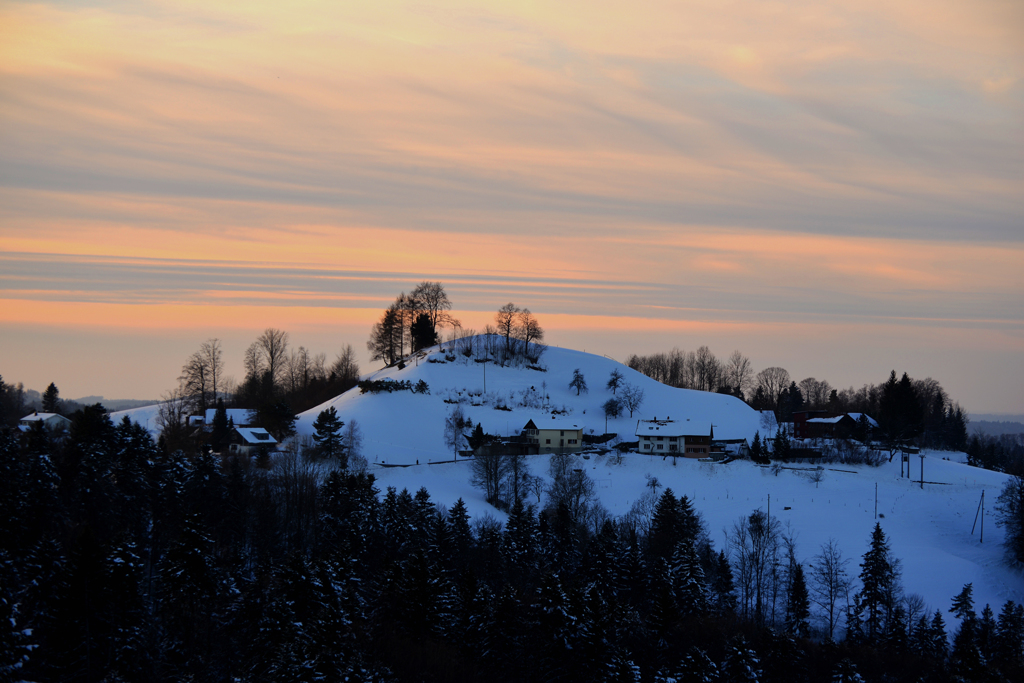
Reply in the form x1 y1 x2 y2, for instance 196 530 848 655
670 646 719 683
160 512 225 678
784 562 810 638
929 609 949 663
995 600 1024 675
41 382 60 414
978 603 996 663
712 548 737 614
721 636 761 682
448 497 473 570
771 427 791 461
649 489 680 563
502 498 538 585
831 658 864 683
749 430 767 464
410 312 437 351
853 523 902 641
671 536 708 618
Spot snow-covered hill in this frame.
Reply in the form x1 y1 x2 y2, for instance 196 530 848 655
111 340 1023 626
295 340 762 464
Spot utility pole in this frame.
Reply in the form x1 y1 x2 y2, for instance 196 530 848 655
919 453 925 490
875 483 878 519
972 490 985 543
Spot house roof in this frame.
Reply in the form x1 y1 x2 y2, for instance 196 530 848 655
19 412 71 424
847 413 879 427
524 418 583 432
235 427 277 445
634 418 712 438
806 413 879 428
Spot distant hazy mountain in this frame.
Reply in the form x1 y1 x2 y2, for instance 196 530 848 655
73 396 162 412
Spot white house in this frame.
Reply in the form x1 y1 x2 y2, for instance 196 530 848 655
635 417 715 458
521 417 584 453
225 426 278 455
19 412 72 432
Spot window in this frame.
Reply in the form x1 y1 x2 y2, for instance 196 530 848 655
669 437 677 442
546 439 551 444
560 430 564 436
568 439 577 445
657 444 664 450
644 443 651 449
657 436 663 441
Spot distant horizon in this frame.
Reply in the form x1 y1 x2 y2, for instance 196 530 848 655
6 332 1023 421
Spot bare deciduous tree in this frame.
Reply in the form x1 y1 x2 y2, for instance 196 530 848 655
547 453 597 524
495 302 520 358
729 509 783 628
517 308 543 357
255 328 290 388
332 344 360 385
621 383 645 417
757 366 791 415
809 538 852 640
726 350 754 397
411 281 460 342
443 404 468 461
157 385 192 452
179 338 223 415
799 377 833 410
694 345 722 392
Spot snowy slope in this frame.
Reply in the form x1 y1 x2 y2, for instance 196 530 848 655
110 402 165 436
295 340 762 465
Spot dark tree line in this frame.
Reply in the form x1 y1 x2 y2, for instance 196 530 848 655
162 332 361 449
4 414 1023 682
627 346 970 453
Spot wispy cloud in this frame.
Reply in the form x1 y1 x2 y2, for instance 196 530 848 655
0 1 1021 409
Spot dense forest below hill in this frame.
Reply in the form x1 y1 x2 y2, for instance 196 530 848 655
3 410 1024 682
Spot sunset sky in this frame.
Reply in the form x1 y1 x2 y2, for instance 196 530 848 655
1 0 1022 414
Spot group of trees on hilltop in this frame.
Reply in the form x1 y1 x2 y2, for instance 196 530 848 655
368 281 460 365
367 285 547 369
4 416 1024 682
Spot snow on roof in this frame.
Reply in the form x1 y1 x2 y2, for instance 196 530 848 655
848 413 879 427
807 416 844 424
235 427 277 444
634 418 711 438
525 418 583 432
19 412 70 423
